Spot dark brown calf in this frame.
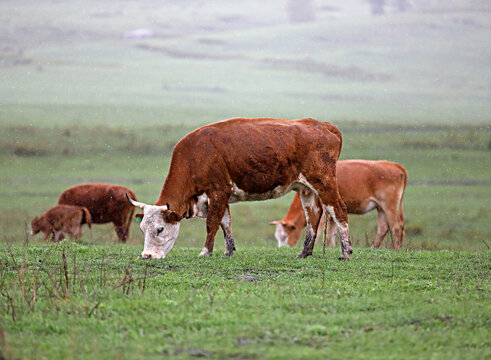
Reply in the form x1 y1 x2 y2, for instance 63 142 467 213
271 160 407 249
58 183 137 242
30 205 92 242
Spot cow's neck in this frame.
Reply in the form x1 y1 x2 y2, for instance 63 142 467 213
155 171 192 217
285 194 307 228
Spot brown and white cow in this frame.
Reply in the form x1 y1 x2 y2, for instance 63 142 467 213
270 160 407 249
58 183 137 242
126 117 351 260
30 204 92 242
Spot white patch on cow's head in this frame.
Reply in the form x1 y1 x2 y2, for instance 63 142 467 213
274 223 290 247
270 220 296 248
139 205 181 259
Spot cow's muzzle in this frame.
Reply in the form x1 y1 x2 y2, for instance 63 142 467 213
141 251 163 260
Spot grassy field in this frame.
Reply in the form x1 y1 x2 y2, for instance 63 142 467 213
1 0 490 359
0 245 489 359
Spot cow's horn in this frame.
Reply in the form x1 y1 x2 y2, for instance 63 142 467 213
126 193 147 209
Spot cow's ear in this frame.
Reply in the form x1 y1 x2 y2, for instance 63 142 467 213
162 210 181 224
135 213 144 222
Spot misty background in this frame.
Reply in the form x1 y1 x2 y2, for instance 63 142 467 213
1 0 490 125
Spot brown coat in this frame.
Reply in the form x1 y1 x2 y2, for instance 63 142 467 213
271 160 407 249
58 183 136 242
30 205 92 242
131 117 352 260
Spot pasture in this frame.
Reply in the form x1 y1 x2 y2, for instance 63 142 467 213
0 245 489 359
1 0 490 358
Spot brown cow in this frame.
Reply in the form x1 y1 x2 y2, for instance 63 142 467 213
126 118 351 260
270 160 407 249
30 204 92 242
58 183 137 242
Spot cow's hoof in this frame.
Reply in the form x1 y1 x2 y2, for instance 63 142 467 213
338 255 350 261
224 250 234 256
296 252 312 259
198 247 212 257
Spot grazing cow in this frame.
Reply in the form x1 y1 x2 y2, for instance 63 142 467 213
30 204 92 242
58 183 137 242
270 160 407 249
127 117 351 260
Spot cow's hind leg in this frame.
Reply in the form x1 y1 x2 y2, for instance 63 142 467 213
372 209 389 249
221 206 236 256
323 216 338 247
384 209 404 250
72 224 83 240
199 191 230 257
296 191 323 258
324 197 353 260
53 231 65 242
114 221 128 242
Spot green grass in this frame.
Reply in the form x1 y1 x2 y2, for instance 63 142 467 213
0 244 489 359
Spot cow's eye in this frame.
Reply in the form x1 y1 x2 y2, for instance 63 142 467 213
157 227 164 235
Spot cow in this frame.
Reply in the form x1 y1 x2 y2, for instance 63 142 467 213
270 160 407 249
126 117 351 260
30 204 92 242
58 183 137 242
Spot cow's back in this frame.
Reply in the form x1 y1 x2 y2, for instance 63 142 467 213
337 160 406 214
58 183 133 224
44 205 83 229
170 118 342 195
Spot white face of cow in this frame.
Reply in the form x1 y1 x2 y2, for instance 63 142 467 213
270 221 291 248
275 224 290 248
139 206 180 259
126 195 181 259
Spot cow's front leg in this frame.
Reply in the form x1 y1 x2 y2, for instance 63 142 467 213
199 191 229 257
221 205 236 256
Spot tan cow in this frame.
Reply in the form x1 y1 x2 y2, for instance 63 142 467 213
30 204 92 242
271 160 407 249
58 183 137 242
127 118 351 260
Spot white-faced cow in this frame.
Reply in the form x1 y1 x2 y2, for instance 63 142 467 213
58 183 137 242
127 118 351 260
30 204 92 242
270 160 407 249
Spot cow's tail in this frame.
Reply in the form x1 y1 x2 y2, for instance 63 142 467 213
81 207 92 228
396 164 408 244
124 190 137 236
